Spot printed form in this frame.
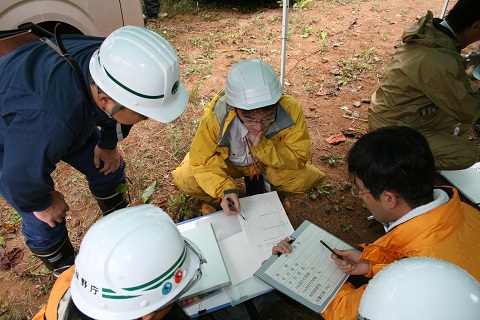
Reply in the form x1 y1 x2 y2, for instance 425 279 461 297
262 223 351 306
238 192 293 255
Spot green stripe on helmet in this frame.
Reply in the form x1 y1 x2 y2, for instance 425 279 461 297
101 246 187 298
103 66 165 99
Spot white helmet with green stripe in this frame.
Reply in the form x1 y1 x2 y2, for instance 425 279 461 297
89 26 188 123
70 204 204 319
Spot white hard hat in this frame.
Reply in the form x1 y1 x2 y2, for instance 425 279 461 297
225 59 283 110
358 257 480 320
70 204 204 319
89 26 188 123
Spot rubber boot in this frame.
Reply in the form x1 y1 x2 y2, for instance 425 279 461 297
90 181 129 216
31 235 75 277
244 174 265 196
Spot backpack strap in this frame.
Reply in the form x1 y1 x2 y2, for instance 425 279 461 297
40 24 99 121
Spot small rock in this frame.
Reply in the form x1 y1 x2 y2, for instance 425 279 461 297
353 101 362 108
361 98 371 103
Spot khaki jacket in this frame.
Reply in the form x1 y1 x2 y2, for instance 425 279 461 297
189 92 312 199
322 187 480 320
369 11 480 130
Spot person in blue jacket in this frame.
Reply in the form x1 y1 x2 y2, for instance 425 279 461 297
0 26 188 276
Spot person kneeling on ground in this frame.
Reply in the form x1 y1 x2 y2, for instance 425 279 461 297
368 0 480 170
172 59 325 216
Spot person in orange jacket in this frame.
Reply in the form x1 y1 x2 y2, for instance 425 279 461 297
34 205 204 320
273 126 480 320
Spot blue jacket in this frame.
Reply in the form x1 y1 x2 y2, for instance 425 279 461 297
0 35 131 213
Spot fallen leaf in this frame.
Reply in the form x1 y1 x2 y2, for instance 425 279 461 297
0 247 24 270
153 199 169 209
1 223 16 234
326 133 347 145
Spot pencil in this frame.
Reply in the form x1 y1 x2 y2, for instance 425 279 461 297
320 240 343 260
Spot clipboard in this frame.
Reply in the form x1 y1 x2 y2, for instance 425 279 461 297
254 220 356 313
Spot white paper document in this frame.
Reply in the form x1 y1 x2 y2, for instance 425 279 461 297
439 162 480 206
254 221 355 313
238 192 294 255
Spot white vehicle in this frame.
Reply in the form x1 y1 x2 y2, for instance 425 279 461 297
0 0 145 36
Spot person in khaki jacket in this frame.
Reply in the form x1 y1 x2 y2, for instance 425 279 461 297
273 126 480 320
172 59 325 216
369 0 480 170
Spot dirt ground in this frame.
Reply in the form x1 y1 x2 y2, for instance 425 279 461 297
1 0 479 319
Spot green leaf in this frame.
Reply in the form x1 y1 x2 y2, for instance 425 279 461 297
142 181 157 204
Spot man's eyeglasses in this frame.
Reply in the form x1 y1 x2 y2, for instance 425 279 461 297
96 83 124 118
241 118 276 126
351 184 370 197
103 102 124 118
238 110 276 127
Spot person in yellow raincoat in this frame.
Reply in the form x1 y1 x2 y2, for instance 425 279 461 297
369 0 480 170
172 59 325 216
273 126 480 320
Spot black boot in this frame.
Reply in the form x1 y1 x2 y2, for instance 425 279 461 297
31 235 75 277
244 174 265 196
90 180 129 216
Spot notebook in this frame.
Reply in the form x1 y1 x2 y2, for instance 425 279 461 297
180 223 230 300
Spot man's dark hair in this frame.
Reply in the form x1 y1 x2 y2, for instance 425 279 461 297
348 126 435 208
446 0 480 34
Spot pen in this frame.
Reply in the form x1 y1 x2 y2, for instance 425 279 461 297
227 198 245 220
276 236 296 257
320 240 344 260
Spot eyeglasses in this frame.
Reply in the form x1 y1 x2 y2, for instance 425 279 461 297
96 84 124 118
238 110 276 127
242 118 276 126
351 184 370 197
103 102 124 118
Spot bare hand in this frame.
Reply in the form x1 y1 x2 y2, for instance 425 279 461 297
94 146 123 175
33 191 69 228
331 248 370 276
248 130 263 146
272 237 292 255
221 194 240 216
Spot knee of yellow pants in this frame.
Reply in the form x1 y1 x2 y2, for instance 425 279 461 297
265 164 326 197
172 153 215 202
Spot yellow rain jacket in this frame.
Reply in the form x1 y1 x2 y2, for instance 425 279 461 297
369 11 480 169
173 91 325 201
321 187 480 320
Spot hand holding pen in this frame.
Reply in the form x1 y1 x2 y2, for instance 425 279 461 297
321 240 370 276
222 195 246 219
272 237 294 256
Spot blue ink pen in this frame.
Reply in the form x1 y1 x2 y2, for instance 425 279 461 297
320 240 343 260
